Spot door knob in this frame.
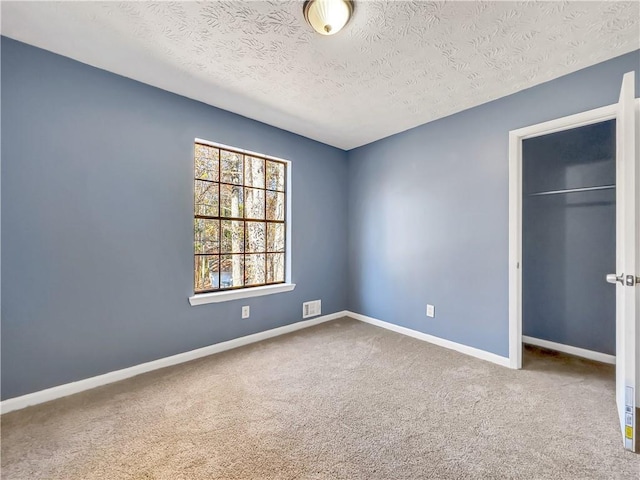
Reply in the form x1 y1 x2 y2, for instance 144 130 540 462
606 273 624 284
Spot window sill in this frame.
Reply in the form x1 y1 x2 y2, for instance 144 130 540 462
189 283 296 306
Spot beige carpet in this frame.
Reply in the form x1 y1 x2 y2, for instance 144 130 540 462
1 317 638 479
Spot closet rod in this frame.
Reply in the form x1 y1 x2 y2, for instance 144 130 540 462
529 185 615 197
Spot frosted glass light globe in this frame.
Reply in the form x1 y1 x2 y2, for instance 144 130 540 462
304 0 353 36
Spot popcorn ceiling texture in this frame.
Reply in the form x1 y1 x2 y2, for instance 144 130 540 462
2 1 639 149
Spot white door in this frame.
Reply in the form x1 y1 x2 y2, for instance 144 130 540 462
610 71 638 451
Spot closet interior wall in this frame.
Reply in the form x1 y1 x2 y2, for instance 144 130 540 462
522 120 616 355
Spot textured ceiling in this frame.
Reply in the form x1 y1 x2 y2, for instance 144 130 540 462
2 1 639 150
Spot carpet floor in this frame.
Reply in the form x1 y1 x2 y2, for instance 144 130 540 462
1 317 638 479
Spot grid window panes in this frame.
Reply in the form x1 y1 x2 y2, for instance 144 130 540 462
194 142 287 293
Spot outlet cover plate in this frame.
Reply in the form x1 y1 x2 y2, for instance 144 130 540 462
242 306 250 319
426 304 435 318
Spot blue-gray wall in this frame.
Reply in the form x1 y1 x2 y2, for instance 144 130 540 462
2 36 639 400
0 38 348 400
347 50 640 358
522 121 616 355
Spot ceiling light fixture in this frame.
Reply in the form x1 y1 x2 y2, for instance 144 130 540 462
303 0 354 36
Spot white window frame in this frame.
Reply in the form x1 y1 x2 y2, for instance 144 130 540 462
189 139 294 306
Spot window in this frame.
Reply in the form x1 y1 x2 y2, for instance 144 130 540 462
193 141 288 296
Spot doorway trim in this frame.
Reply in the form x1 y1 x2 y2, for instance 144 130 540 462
508 103 618 369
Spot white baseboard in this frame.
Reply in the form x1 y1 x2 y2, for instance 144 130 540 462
1 310 513 414
346 311 511 368
522 335 616 365
0 310 348 414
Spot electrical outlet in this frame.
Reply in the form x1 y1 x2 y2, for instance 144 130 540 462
302 300 321 319
242 306 250 319
426 304 435 318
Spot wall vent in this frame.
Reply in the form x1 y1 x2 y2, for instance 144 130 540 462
302 300 321 319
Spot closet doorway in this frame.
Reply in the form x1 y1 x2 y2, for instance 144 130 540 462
508 71 638 451
521 119 616 362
